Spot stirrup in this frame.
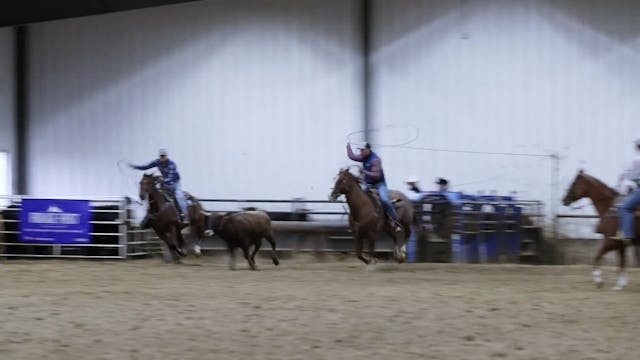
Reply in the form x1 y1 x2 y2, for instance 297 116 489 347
611 231 632 246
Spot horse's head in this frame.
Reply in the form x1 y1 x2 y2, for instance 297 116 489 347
139 173 161 201
562 170 590 206
329 168 360 201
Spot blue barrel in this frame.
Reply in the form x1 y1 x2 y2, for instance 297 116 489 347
477 195 499 263
453 194 479 263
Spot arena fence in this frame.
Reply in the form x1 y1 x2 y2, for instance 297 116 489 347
0 196 128 259
0 195 545 262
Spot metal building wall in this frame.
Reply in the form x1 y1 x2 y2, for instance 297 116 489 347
370 0 640 222
0 28 15 196
27 0 362 200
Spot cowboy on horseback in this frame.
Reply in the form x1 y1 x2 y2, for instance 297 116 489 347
347 142 403 232
613 138 640 245
129 149 188 224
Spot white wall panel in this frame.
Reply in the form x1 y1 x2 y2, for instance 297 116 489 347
370 0 640 225
27 0 362 200
0 28 14 196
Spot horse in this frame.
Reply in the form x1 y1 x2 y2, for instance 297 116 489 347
562 170 640 290
329 168 413 267
139 174 187 262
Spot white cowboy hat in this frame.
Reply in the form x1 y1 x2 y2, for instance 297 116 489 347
406 176 419 183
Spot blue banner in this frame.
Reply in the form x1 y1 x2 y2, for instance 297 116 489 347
19 199 91 244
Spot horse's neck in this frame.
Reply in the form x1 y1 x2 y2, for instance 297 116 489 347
344 183 372 220
586 180 615 217
148 190 166 212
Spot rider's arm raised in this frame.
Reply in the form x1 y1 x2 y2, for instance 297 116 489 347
130 160 159 171
347 144 363 162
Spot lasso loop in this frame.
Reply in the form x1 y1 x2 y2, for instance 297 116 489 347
346 124 420 148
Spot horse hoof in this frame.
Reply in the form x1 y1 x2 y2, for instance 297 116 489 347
193 245 202 257
204 230 214 237
596 280 604 289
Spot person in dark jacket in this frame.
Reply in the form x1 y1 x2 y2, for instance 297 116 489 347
347 142 402 232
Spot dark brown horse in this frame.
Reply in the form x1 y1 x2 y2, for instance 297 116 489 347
329 168 413 267
139 174 186 262
562 170 640 290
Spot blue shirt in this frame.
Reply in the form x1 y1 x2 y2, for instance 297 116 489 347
133 159 181 186
363 152 386 185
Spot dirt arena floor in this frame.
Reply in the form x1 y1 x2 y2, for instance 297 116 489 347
1 255 639 360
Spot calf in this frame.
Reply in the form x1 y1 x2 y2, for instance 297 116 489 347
209 210 280 270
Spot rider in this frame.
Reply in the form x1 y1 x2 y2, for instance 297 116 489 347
129 149 188 223
614 138 640 245
347 142 402 232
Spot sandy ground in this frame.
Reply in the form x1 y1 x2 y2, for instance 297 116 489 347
0 255 639 360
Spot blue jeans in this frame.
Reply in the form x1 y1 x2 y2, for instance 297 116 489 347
166 181 188 216
372 182 399 221
619 189 640 238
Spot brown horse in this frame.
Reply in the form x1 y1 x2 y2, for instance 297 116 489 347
562 170 640 290
329 168 413 267
139 174 186 262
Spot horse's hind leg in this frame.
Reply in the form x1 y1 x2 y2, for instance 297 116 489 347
250 239 262 268
383 227 403 263
613 244 628 290
242 245 257 270
189 224 203 257
265 232 280 266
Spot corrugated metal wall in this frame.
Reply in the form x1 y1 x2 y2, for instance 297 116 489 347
27 0 362 199
370 0 640 221
22 0 640 225
0 28 15 196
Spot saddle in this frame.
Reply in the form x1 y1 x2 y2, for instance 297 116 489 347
365 188 404 219
159 187 194 209
597 195 640 235
604 196 640 218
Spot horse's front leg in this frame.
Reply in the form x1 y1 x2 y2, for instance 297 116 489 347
591 237 614 288
355 233 369 265
158 231 180 263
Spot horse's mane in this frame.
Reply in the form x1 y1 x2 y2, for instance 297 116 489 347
582 173 618 197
